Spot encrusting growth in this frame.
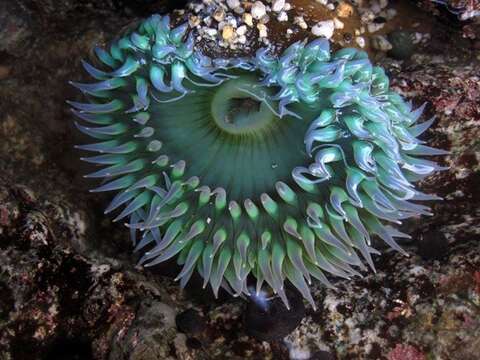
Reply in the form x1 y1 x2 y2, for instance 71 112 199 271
69 14 446 309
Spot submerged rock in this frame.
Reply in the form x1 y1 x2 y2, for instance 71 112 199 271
176 308 207 335
388 30 415 59
244 289 305 342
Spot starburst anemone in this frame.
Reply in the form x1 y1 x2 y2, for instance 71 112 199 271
69 14 447 309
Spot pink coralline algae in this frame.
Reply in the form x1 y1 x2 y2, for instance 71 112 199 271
387 344 426 360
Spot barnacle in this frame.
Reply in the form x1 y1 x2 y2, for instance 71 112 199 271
69 14 446 309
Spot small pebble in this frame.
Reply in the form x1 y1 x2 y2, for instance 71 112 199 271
259 14 270 24
277 11 288 22
191 3 204 13
243 13 254 27
379 0 388 8
227 0 240 10
311 20 335 39
257 23 268 38
355 36 366 48
236 25 247 36
233 6 245 15
367 22 384 33
205 28 218 37
371 34 392 51
333 17 344 30
272 0 285 12
228 18 238 28
343 32 353 43
336 2 354 18
251 1 267 20
361 10 375 24
189 15 200 27
294 16 308 30
385 8 397 20
222 25 235 41
371 1 382 14
412 32 423 45
213 8 225 22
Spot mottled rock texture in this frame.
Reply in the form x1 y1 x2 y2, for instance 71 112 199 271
416 0 479 21
0 1 479 359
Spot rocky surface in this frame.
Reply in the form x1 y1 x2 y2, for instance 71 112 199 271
0 1 479 359
415 0 480 41
416 0 480 21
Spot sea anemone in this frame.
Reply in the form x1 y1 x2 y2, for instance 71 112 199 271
69 14 446 309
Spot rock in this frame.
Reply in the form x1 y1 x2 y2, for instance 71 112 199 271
0 1 33 55
417 228 449 261
272 0 286 13
417 0 480 21
333 17 345 30
343 32 353 43
367 22 384 33
186 336 202 349
336 1 355 18
311 20 335 39
222 25 235 41
243 12 254 27
310 350 336 360
277 11 288 22
108 301 178 360
213 7 225 22
188 15 200 27
236 25 247 36
251 1 267 20
205 28 218 37
258 13 270 24
175 308 206 335
244 289 305 342
388 30 415 60
257 23 268 38
226 0 240 10
233 5 245 15
0 179 180 360
355 36 366 48
387 344 426 360
371 34 393 51
294 16 308 30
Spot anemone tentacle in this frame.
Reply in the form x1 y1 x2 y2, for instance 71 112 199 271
70 14 445 309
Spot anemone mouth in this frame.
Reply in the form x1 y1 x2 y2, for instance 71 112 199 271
150 73 313 199
69 14 446 309
210 74 276 134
